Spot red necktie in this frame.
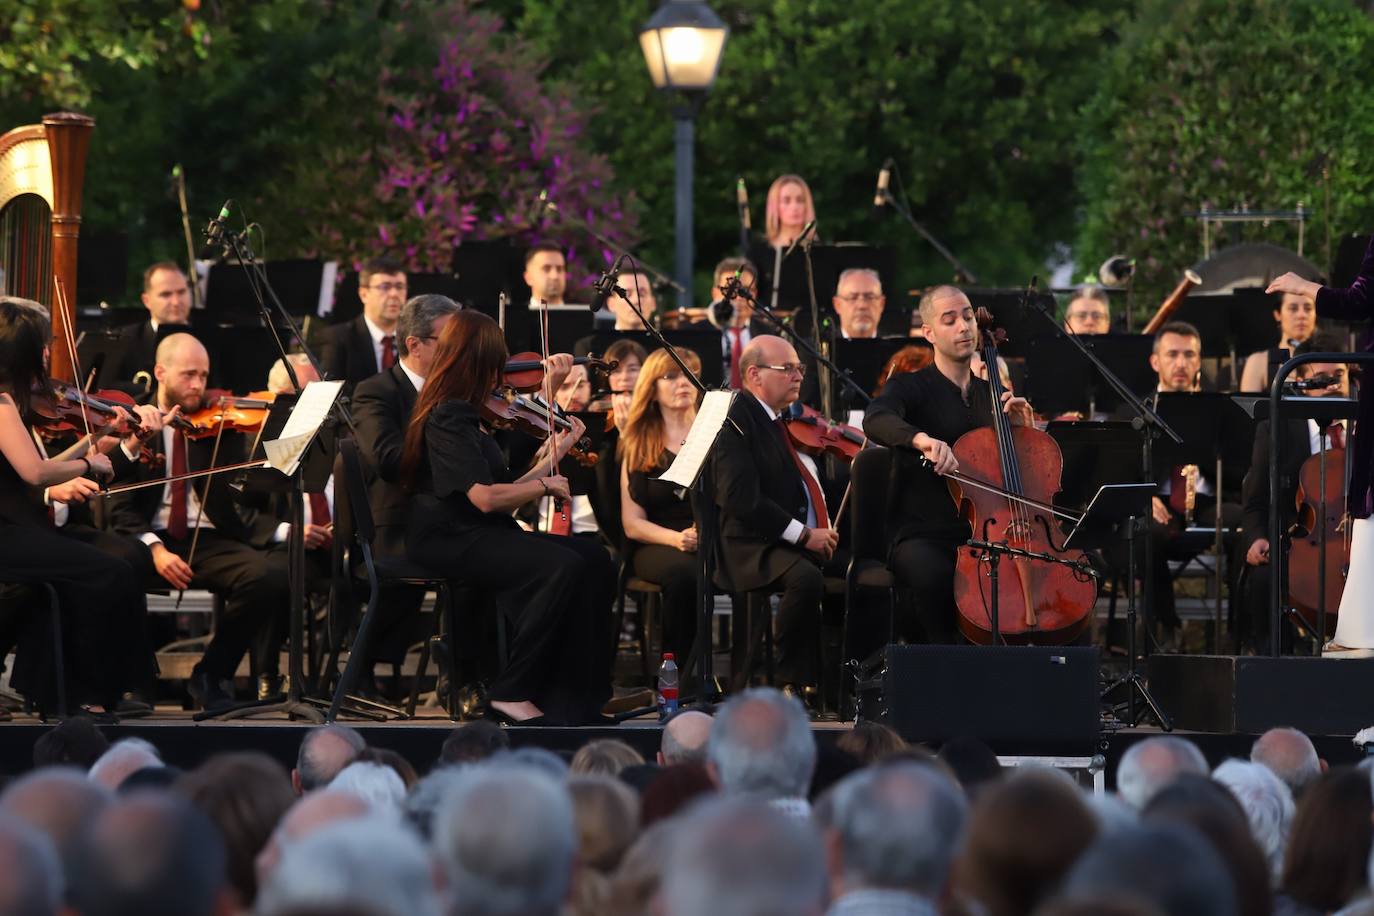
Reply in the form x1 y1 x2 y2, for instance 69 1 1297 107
381 335 396 370
776 419 829 529
729 329 743 389
1328 422 1345 450
168 433 188 540
309 491 331 525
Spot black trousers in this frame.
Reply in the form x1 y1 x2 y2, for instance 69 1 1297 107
731 554 824 686
0 522 154 708
631 542 699 665
410 526 615 725
151 530 290 682
890 536 961 644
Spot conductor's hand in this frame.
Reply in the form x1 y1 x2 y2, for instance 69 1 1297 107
677 526 698 553
1151 496 1172 526
913 432 958 476
543 353 574 399
1246 538 1271 567
1267 272 1322 300
1001 391 1035 427
804 526 839 562
541 475 571 503
152 543 194 590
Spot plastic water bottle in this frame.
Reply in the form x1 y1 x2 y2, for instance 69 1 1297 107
657 653 679 719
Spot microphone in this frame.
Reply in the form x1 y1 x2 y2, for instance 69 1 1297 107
1098 255 1135 287
782 220 817 260
736 178 751 230
1289 372 1339 391
873 158 894 208
203 200 232 251
589 254 628 311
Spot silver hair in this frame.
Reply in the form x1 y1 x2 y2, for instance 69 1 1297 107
489 746 569 781
327 762 406 815
0 814 63 916
434 764 576 916
266 353 313 393
827 761 967 896
660 796 827 916
707 687 816 800
396 294 461 357
402 767 467 841
255 816 441 916
88 738 162 788
1212 758 1294 882
836 268 882 293
660 711 712 766
1250 727 1322 797
296 724 365 792
1115 736 1208 809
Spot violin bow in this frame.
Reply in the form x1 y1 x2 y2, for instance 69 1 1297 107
176 397 233 610
53 279 98 453
98 459 270 496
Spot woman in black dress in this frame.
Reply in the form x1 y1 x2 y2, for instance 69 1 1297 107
618 347 702 665
400 310 615 725
0 298 156 716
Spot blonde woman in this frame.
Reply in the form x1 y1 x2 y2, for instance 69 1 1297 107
764 174 818 250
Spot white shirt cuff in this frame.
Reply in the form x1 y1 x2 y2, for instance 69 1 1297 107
121 441 138 461
783 519 806 545
272 522 291 544
139 532 163 548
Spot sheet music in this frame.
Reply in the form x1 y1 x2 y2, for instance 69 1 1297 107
264 380 343 475
659 390 735 489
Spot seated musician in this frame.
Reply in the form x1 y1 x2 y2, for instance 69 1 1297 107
799 268 888 412
602 268 656 331
586 339 648 551
527 362 602 537
619 348 702 665
0 298 158 717
1063 284 1112 335
400 310 614 725
1238 336 1349 654
863 286 1036 644
1239 288 1317 393
694 257 765 389
105 333 290 712
712 335 837 690
108 262 193 391
320 257 407 394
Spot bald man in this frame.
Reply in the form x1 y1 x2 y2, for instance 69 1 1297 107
105 333 290 713
712 335 836 694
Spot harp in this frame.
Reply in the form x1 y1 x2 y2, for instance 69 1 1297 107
0 112 95 383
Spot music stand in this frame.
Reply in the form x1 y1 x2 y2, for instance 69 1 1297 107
1063 483 1171 729
573 328 725 389
747 241 896 312
961 288 1057 358
207 259 331 322
1024 335 1157 417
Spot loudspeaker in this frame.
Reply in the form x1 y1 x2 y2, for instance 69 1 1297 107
859 645 1101 746
1149 654 1374 734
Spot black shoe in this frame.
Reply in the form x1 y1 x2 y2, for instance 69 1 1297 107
257 675 284 702
483 707 548 727
116 691 153 718
188 666 235 713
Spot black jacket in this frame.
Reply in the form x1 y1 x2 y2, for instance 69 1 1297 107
1241 419 1314 552
320 316 382 393
351 363 419 544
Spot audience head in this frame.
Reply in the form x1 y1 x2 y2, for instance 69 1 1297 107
403 767 466 842
524 242 567 304
1251 727 1323 798
440 720 510 766
357 256 407 330
827 760 968 901
835 722 908 766
141 261 192 326
641 763 717 827
293 724 366 794
708 687 817 801
255 790 371 889
32 716 109 769
0 814 63 916
495 746 570 781
660 796 827 916
434 763 577 916
327 761 406 815
1063 284 1111 335
0 767 111 882
1280 766 1373 912
938 735 1003 795
1116 736 1209 809
570 739 645 777
738 336 805 411
1059 821 1237 916
955 769 1096 915
659 710 713 766
568 775 640 872
69 792 230 916
119 766 183 794
1211 759 1295 882
88 737 163 791
605 820 675 916
354 747 418 790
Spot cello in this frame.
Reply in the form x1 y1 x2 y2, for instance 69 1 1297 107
1288 422 1352 635
949 308 1098 644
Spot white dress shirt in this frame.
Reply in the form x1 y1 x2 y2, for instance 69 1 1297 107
137 425 215 546
398 358 425 393
362 314 393 372
1309 418 1345 455
752 395 821 543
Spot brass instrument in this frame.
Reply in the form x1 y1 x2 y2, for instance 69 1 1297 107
1142 269 1203 335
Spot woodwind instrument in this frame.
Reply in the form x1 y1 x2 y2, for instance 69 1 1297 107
1142 269 1203 334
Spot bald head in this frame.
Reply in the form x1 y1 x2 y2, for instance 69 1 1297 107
154 332 206 369
294 725 365 795
0 768 111 872
738 335 802 410
1251 727 1323 797
917 285 968 325
660 711 713 766
88 739 162 791
255 790 371 890
154 332 211 413
1116 736 1208 809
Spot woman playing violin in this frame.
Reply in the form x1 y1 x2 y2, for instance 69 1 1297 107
0 297 159 717
400 310 615 725
619 347 702 666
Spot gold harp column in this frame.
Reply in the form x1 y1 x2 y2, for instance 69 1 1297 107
43 112 94 384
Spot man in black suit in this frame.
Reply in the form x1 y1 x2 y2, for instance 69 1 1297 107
712 334 838 690
105 333 289 711
697 257 770 390
1238 350 1350 653
106 262 193 391
320 257 407 393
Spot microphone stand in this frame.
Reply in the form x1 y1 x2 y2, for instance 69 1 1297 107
540 200 684 295
875 188 979 285
1023 289 1180 727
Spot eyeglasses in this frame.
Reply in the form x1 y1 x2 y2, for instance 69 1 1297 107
758 363 807 377
366 282 408 293
837 293 883 303
1068 310 1109 322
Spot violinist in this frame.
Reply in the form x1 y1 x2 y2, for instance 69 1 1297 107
863 286 1036 644
105 333 290 712
530 362 599 536
619 348 702 665
0 297 156 718
1238 338 1349 654
587 338 647 550
400 310 614 726
712 335 836 694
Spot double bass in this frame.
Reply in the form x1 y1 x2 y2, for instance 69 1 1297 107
949 309 1098 644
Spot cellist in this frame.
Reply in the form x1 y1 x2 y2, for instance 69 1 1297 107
863 286 1035 644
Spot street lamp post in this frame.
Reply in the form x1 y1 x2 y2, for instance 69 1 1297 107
639 1 728 312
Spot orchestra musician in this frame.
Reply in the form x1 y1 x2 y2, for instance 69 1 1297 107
712 335 837 691
863 286 1036 645
399 309 614 725
602 267 657 331
799 268 889 411
1063 285 1112 335
530 362 599 537
108 262 193 389
104 333 291 712
1238 288 1318 393
588 338 648 550
619 347 702 666
764 174 818 250
0 297 157 717
320 257 408 393
701 257 764 389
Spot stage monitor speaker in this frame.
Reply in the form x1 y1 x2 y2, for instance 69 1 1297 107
860 645 1101 746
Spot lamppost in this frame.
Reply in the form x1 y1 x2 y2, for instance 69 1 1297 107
639 0 728 312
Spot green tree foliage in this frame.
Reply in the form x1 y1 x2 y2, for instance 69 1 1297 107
1077 0 1374 308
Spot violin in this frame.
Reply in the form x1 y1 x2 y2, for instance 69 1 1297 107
30 380 195 464
481 389 599 467
949 308 1097 644
181 390 276 439
1288 432 1352 636
782 403 864 463
502 352 618 394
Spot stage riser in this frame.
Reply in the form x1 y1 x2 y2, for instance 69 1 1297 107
1149 654 1374 734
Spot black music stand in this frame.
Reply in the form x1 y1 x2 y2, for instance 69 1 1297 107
748 241 896 312
1064 483 1170 729
573 328 725 389
1024 335 1156 417
207 259 331 322
961 288 1058 358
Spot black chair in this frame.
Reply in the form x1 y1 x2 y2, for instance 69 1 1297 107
611 544 665 682
841 447 899 709
328 437 461 721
